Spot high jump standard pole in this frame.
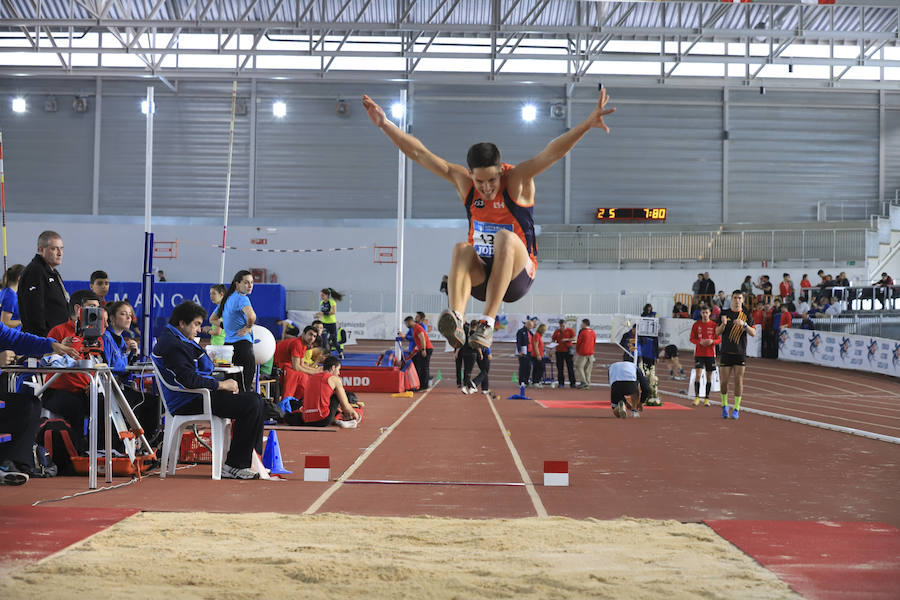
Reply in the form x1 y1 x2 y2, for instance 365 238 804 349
141 86 155 358
394 89 408 343
218 81 238 285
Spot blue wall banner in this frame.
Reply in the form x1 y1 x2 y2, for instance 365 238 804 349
65 281 286 341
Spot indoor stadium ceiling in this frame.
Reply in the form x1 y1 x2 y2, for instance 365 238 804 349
1 0 897 87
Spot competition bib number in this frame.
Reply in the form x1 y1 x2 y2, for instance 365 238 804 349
473 221 514 257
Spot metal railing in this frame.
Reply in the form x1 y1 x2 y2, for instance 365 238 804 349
807 314 900 339
287 290 681 318
536 228 867 267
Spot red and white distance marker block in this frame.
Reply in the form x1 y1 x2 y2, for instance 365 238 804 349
304 455 330 482
543 461 569 487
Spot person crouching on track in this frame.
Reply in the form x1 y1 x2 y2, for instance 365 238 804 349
301 356 360 428
608 360 651 418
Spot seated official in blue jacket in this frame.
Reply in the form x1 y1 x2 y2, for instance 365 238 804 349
0 321 79 485
103 300 160 442
152 300 264 480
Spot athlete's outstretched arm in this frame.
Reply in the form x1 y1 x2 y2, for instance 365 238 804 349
512 88 615 181
362 94 469 188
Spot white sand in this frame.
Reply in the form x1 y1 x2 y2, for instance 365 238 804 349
4 512 798 599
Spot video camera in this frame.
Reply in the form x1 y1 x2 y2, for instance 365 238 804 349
75 305 106 358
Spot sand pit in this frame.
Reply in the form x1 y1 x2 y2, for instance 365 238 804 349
4 512 798 599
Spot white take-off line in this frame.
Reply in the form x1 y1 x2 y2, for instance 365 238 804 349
303 385 435 515
485 394 549 518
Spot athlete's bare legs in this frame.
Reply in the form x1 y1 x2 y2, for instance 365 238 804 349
448 242 486 316
481 229 529 320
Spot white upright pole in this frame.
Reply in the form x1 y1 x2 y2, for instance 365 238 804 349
141 86 155 358
394 89 408 337
218 80 238 284
144 87 153 236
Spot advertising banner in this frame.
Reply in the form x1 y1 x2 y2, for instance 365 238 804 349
778 329 900 378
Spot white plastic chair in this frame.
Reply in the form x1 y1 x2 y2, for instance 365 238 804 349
151 359 231 480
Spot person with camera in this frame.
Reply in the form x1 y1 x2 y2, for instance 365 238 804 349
0 318 80 484
153 301 265 479
42 290 105 445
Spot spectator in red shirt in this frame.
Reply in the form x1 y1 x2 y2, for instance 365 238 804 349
405 315 433 391
689 305 720 406
551 319 577 388
529 323 547 388
799 273 812 301
300 357 359 428
574 319 596 389
779 273 794 302
274 326 320 399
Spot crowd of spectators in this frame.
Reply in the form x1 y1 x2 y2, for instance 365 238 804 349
676 268 896 336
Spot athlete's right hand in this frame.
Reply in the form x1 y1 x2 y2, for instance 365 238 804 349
362 95 386 128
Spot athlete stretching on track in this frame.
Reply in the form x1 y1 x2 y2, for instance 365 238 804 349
362 90 615 350
716 290 756 419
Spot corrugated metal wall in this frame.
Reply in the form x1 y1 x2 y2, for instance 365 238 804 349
569 87 724 225
728 90 880 223
254 82 401 219
99 81 251 216
885 94 900 203
0 79 892 223
0 80 93 215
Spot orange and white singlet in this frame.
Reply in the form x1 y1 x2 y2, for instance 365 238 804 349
464 163 538 277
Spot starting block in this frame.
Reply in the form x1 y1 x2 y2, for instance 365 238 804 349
304 455 331 482
543 460 569 487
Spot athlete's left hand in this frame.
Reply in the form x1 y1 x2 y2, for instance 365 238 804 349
588 88 616 134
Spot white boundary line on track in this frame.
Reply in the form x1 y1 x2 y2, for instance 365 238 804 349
660 389 900 445
485 394 549 518
303 385 435 515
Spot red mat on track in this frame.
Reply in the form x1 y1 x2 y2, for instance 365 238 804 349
706 520 900 600
0 506 139 572
536 400 690 410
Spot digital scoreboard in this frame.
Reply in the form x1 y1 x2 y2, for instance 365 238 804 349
595 208 667 222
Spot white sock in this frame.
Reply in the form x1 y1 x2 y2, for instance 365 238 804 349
479 315 495 328
453 310 463 321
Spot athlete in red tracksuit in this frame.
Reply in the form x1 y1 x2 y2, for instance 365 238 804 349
689 305 721 406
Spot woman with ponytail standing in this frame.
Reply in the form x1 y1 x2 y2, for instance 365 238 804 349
0 264 24 329
319 288 343 355
213 270 257 392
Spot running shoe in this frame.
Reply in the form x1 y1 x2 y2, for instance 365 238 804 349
721 405 730 419
460 385 472 395
467 319 493 349
692 397 701 406
336 419 358 429
467 384 479 395
731 409 740 420
221 464 260 480
704 398 710 407
613 401 627 418
438 310 466 349
631 410 640 418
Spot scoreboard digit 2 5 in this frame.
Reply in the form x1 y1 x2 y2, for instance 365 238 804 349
595 208 667 222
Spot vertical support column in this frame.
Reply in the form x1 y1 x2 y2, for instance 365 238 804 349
405 82 414 218
878 89 885 207
394 89 408 332
249 78 258 218
92 77 102 215
722 87 729 224
563 83 573 224
141 86 155 359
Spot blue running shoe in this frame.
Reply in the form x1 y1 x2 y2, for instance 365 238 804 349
721 405 730 419
731 409 740 420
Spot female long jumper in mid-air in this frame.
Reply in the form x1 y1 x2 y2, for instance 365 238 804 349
362 89 615 350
